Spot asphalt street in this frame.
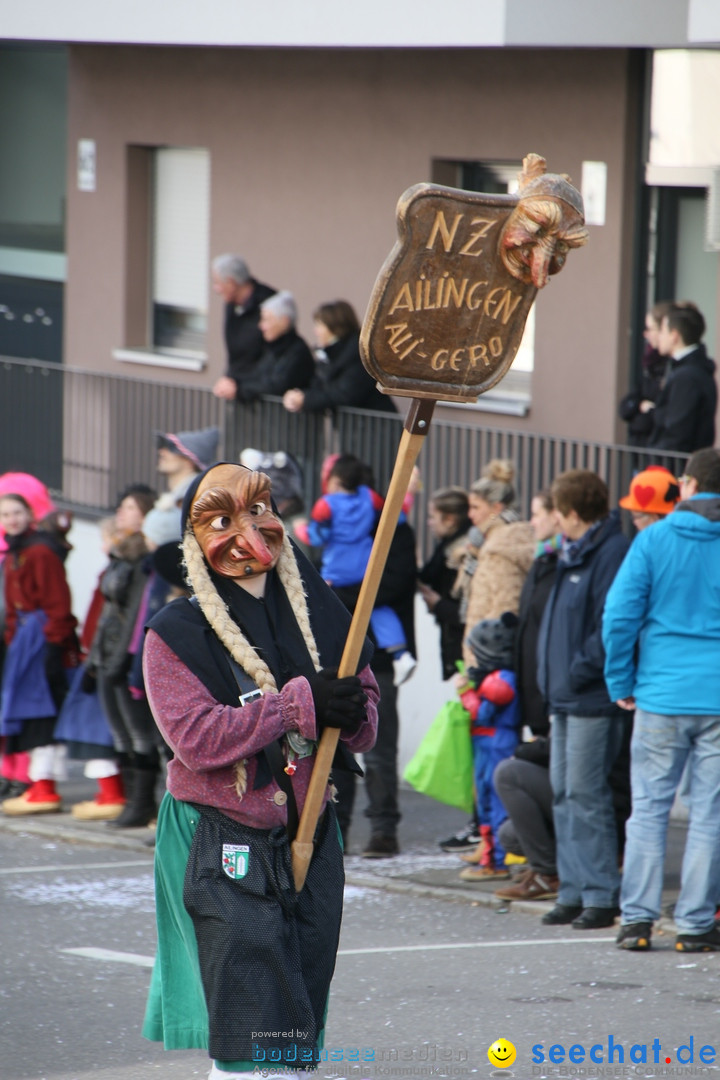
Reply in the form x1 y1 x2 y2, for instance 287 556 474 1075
0 775 710 1080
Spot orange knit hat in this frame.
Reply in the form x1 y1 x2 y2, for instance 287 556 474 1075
619 466 680 515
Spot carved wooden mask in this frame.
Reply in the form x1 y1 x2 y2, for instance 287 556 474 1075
190 463 285 579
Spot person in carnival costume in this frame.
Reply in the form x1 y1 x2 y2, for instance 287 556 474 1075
141 461 379 1079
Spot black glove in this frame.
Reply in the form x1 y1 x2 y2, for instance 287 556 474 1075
308 667 367 735
80 667 98 695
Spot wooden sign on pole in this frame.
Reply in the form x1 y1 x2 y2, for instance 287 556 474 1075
291 154 587 890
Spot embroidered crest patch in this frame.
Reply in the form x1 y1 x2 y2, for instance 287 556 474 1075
222 843 250 880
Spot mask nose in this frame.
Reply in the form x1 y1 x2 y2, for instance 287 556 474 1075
236 521 274 565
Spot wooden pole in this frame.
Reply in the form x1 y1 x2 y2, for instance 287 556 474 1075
291 398 436 890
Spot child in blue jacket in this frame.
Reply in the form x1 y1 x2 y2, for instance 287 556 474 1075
305 455 416 687
454 612 520 880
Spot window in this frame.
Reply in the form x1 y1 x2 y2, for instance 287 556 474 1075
152 147 210 354
431 158 533 416
115 146 210 371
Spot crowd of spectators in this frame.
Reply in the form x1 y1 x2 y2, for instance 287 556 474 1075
1 255 718 963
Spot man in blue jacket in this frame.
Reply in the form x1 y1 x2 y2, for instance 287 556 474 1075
537 470 630 930
604 447 720 953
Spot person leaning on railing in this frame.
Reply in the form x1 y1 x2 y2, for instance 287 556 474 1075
282 299 397 416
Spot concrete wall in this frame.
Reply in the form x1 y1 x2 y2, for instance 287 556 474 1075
65 45 643 445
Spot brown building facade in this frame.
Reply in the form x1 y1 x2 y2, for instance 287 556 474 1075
62 45 646 444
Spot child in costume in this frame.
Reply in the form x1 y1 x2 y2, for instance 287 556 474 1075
141 461 379 1080
0 491 78 815
453 612 520 881
0 472 62 799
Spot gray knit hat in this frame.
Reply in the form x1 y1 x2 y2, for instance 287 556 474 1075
465 611 518 673
157 426 220 472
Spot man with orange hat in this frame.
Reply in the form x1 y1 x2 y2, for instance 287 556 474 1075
618 465 679 532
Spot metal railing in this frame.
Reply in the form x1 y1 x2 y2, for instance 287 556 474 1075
0 356 688 558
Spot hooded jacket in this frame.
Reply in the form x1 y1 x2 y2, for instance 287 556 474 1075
603 494 720 714
648 344 717 452
537 511 629 716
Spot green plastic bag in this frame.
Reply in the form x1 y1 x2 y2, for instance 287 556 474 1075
403 699 474 813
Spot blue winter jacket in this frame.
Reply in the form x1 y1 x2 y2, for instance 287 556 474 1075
308 486 377 587
603 494 720 714
537 511 629 716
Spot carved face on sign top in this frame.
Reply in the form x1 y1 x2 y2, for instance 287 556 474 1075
499 155 588 289
360 153 587 404
190 464 285 579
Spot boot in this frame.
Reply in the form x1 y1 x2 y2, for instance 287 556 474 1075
460 824 494 865
3 778 62 816
72 773 127 821
107 753 158 828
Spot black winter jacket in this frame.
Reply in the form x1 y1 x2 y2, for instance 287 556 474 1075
90 532 150 682
224 280 277 390
302 333 397 414
618 349 667 447
417 526 469 680
236 329 315 404
515 549 557 736
537 513 629 717
648 344 717 452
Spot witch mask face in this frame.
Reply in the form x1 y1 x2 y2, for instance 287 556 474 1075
191 464 285 579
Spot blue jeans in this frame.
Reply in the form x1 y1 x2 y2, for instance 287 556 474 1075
620 709 720 934
550 712 626 908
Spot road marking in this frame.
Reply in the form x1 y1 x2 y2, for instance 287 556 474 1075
62 947 155 968
0 860 152 877
62 936 615 969
338 937 616 955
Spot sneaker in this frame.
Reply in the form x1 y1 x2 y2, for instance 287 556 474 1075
362 834 400 859
616 922 653 951
392 651 417 687
676 925 720 952
459 864 511 882
494 870 560 902
439 823 481 853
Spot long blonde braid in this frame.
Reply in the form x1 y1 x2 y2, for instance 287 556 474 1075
181 526 322 796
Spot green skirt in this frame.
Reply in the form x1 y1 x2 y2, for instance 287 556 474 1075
143 793 211 1053
143 792 333 1072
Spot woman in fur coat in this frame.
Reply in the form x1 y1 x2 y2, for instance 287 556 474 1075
456 459 534 670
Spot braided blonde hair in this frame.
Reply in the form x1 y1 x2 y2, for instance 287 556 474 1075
181 525 322 796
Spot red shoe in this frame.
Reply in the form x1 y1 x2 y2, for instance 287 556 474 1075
72 773 126 821
3 779 61 816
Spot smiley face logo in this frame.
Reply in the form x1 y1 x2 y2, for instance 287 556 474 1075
488 1039 517 1068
